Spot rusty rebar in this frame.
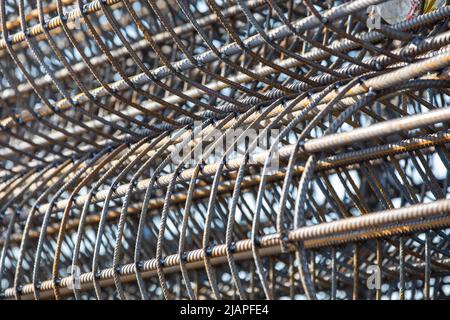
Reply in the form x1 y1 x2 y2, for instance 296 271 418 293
0 0 450 301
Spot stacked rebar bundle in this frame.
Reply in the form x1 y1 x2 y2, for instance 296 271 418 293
0 0 450 300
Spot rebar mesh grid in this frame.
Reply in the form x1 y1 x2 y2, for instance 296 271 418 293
0 0 450 300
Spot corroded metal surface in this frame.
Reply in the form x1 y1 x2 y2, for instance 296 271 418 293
0 0 450 300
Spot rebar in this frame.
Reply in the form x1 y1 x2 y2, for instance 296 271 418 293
0 0 450 300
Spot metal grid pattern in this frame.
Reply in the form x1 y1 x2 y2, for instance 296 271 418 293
0 0 450 300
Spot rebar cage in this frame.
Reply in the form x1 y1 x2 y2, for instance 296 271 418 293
0 0 450 300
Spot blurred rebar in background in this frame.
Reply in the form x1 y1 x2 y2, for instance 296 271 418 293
1 0 450 300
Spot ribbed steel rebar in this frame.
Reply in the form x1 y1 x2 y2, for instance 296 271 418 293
1 0 450 301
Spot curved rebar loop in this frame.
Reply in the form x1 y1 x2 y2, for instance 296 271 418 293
0 65 71 163
82 0 197 127
4 0 446 126
174 0 274 100
302 80 450 288
31 151 104 300
288 75 435 298
130 0 269 104
53 0 173 132
19 5 450 149
91 137 152 299
16 0 111 149
144 0 256 114
134 124 198 299
266 0 372 75
0 167 41 202
0 80 56 167
175 110 256 300
156 113 234 299
70 143 128 299
2 102 450 298
178 104 261 300
80 0 228 118
12 159 74 300
275 84 337 239
247 91 333 299
235 0 336 85
231 1 315 87
248 87 335 300
125 0 246 114
34 0 144 140
203 0 298 94
19 0 127 144
56 0 170 132
0 2 89 155
303 0 409 65
177 163 201 301
219 96 287 299
265 0 357 78
241 2 450 101
0 170 38 218
51 145 120 300
119 0 207 121
121 0 235 118
1 0 450 301
156 117 231 299
282 76 367 299
312 80 450 300
111 132 169 299
0 166 51 291
72 0 176 132
1 0 446 167
399 235 405 300
221 0 381 87
0 0 269 112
